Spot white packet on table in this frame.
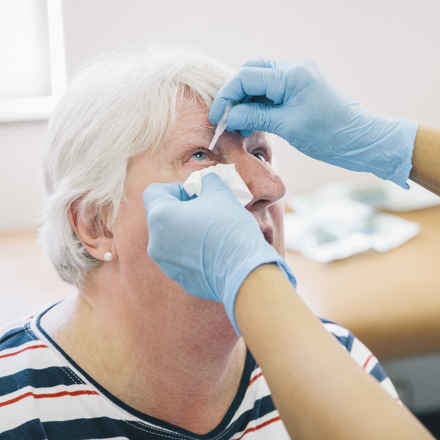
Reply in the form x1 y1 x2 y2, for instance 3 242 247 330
183 164 253 206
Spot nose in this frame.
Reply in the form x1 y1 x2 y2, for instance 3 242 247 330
234 153 286 213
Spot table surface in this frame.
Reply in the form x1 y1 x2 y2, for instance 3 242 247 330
0 206 438 360
286 205 440 360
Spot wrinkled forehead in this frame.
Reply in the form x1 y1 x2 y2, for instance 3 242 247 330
164 97 270 152
171 99 215 145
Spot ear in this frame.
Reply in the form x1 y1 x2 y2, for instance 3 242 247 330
68 197 115 262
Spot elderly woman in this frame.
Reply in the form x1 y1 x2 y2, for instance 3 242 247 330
0 49 401 439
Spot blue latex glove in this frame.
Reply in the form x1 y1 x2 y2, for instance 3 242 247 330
142 173 296 335
209 59 418 189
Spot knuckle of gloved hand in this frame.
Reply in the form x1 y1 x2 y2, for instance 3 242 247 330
147 203 171 230
248 104 269 131
271 119 287 139
287 61 318 89
268 65 286 104
232 73 247 97
240 67 259 94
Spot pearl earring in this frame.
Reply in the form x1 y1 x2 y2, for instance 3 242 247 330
103 251 113 262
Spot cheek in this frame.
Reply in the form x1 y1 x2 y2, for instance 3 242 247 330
176 159 218 182
269 202 286 256
113 198 150 262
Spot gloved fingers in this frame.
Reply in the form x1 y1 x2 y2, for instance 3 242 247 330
242 58 274 68
142 182 189 210
209 66 285 125
209 96 230 126
239 129 254 137
199 173 239 200
226 102 275 133
200 172 231 193
239 67 286 104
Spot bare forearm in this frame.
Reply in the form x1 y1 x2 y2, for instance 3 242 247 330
235 264 433 440
410 125 440 195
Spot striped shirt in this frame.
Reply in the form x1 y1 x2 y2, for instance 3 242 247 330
0 303 399 439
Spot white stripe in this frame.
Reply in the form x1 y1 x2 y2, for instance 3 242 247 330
0 319 28 337
249 367 262 383
0 382 95 405
0 343 66 377
0 338 43 357
350 338 400 400
322 322 349 338
349 337 372 369
230 409 286 440
0 383 175 434
2 380 178 436
380 376 399 399
229 371 272 426
363 355 377 374
0 383 100 432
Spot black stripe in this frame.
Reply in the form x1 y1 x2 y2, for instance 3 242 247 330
45 417 176 440
321 319 355 352
222 395 277 438
0 367 84 397
344 332 355 352
370 362 387 383
0 418 47 440
333 333 354 351
0 326 36 352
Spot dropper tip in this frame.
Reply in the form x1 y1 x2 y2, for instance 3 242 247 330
208 102 233 151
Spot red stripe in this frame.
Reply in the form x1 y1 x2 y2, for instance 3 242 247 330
248 372 263 386
234 416 281 440
0 389 99 408
0 344 48 359
363 354 374 369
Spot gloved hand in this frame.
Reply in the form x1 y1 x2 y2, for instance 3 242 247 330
142 173 296 335
209 59 418 189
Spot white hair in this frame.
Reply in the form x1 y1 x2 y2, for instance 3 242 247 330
38 47 233 287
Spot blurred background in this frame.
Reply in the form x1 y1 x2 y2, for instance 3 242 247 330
1 0 439 435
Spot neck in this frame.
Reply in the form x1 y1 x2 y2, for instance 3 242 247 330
41 272 247 434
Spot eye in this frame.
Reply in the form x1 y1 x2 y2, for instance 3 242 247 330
253 151 267 162
191 150 209 161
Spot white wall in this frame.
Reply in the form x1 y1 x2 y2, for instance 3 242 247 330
1 0 439 231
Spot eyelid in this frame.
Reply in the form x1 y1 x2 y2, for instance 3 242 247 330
186 147 217 162
250 146 272 162
194 147 215 156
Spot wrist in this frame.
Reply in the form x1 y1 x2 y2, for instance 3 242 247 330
356 115 418 189
347 113 418 189
223 249 296 335
386 119 419 188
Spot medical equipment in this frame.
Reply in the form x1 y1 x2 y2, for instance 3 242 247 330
208 102 232 150
183 163 253 206
284 183 420 263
